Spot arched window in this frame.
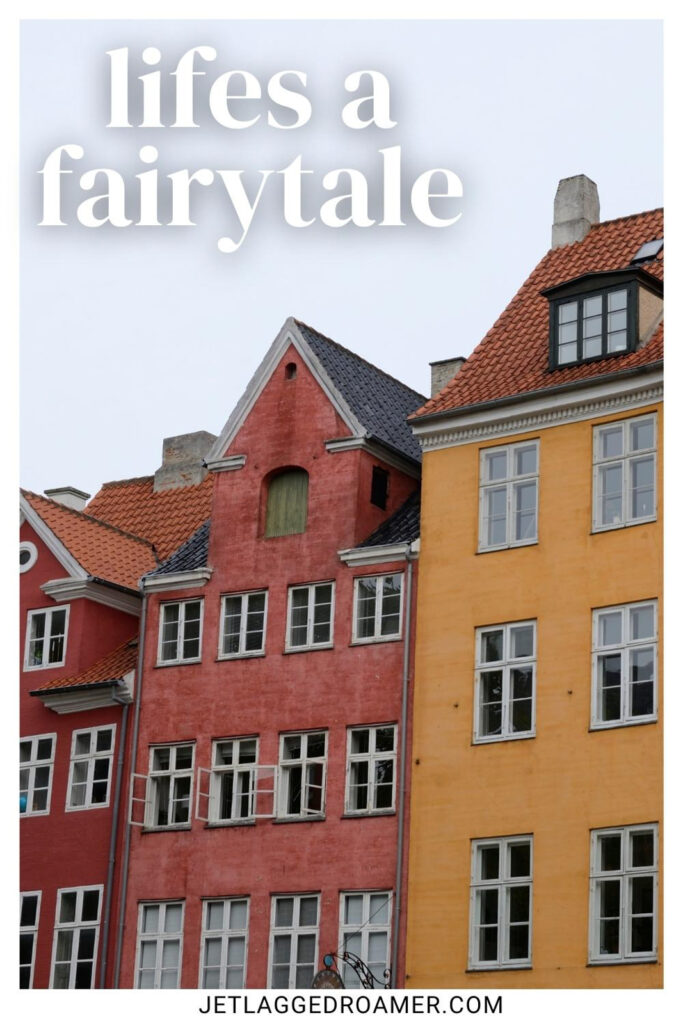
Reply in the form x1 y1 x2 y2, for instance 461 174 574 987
265 469 309 537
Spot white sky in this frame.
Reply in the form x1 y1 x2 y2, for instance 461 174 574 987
20 19 662 497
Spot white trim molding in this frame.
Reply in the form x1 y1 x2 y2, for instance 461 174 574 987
205 455 247 473
41 578 142 615
338 541 417 567
142 568 213 593
20 495 87 580
34 673 134 714
325 437 421 478
412 371 663 451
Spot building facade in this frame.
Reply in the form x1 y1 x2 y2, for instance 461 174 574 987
405 178 663 988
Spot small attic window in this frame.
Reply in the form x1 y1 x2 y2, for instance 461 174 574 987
631 238 663 265
20 541 38 573
371 467 389 510
285 362 297 380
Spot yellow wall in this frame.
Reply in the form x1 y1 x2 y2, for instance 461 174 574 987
406 404 662 989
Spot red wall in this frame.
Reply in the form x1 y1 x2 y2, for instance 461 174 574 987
120 348 417 988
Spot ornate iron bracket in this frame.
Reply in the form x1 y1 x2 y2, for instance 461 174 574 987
322 952 391 989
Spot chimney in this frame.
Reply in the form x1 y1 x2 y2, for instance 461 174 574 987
44 486 90 511
552 174 600 248
153 430 217 492
429 356 466 398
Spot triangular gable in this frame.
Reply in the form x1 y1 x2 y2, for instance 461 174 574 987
205 318 365 465
20 492 87 581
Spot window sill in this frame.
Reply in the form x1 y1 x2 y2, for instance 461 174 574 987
65 803 111 813
476 541 538 556
466 964 531 973
341 810 396 819
272 815 326 825
216 652 266 662
283 644 334 655
591 517 656 535
23 662 66 673
472 732 536 746
589 717 657 732
586 957 658 968
141 824 192 834
349 636 402 647
204 819 256 829
154 658 203 669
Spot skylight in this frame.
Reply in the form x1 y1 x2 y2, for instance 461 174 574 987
631 238 663 264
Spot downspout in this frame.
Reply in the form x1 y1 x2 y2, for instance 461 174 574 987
98 695 130 987
113 593 148 988
391 542 416 987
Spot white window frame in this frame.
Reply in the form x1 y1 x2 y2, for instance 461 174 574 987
268 894 320 989
352 574 404 644
24 604 70 670
199 897 249 989
20 733 56 816
206 737 259 824
285 581 335 651
593 413 657 532
345 724 397 815
20 540 38 573
591 601 658 729
469 835 533 970
146 743 195 829
157 599 203 665
66 724 116 811
338 891 392 988
218 591 268 659
474 621 536 743
589 824 658 964
278 731 327 819
136 901 185 989
478 440 539 552
20 891 41 989
50 885 103 989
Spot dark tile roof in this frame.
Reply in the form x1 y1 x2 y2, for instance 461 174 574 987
295 320 426 463
145 520 210 577
359 491 421 547
412 208 663 419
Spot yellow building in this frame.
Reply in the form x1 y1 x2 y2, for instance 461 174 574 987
406 177 663 988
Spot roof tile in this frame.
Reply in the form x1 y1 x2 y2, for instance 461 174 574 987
31 636 138 692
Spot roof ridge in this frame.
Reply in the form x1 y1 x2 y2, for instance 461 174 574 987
591 207 663 230
294 318 427 402
96 475 154 489
22 489 157 552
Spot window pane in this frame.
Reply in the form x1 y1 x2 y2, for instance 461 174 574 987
206 902 224 932
514 482 536 541
485 487 507 546
480 846 499 881
631 875 653 915
631 831 655 868
630 605 655 641
369 894 390 924
631 419 654 452
273 934 291 964
481 630 503 664
599 834 622 872
344 894 363 926
510 625 533 659
631 916 653 954
600 426 623 460
375 727 395 753
600 464 623 525
515 446 537 476
142 905 159 934
509 842 530 878
485 451 507 482
59 892 77 924
558 341 577 364
306 733 326 758
227 936 245 966
164 904 183 933
275 899 293 929
508 924 529 960
351 730 369 755
298 897 318 927
607 330 628 353
21 895 38 928
631 456 655 519
599 611 622 647
558 300 577 324
36 737 53 761
230 900 248 930
608 289 627 311
599 654 622 721
480 888 498 924
81 890 100 921
175 746 193 770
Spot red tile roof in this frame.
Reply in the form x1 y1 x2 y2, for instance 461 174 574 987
31 636 138 692
86 475 213 562
22 491 157 590
413 209 663 420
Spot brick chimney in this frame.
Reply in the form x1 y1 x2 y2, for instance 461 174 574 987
552 175 600 248
429 357 466 398
44 486 90 511
153 431 217 492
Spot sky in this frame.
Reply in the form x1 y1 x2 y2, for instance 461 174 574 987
20 18 663 498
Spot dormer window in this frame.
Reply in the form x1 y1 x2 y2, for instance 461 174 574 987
544 269 662 371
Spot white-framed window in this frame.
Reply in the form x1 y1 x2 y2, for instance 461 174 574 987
147 743 194 828
339 891 392 988
209 737 258 823
66 725 116 810
200 898 249 989
589 824 658 963
474 622 536 742
352 574 403 643
345 725 397 815
286 582 334 650
136 902 184 988
20 733 56 816
24 605 69 670
469 835 533 970
20 541 38 573
479 441 539 551
278 732 327 818
50 885 103 988
593 414 656 531
157 599 203 664
592 601 657 728
20 891 41 988
269 894 319 988
219 591 267 658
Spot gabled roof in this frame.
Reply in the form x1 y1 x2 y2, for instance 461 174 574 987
205 318 426 467
359 490 421 548
413 208 663 420
144 520 210 578
86 475 213 562
22 491 157 591
30 636 138 693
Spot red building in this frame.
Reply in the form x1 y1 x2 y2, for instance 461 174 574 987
21 317 424 990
